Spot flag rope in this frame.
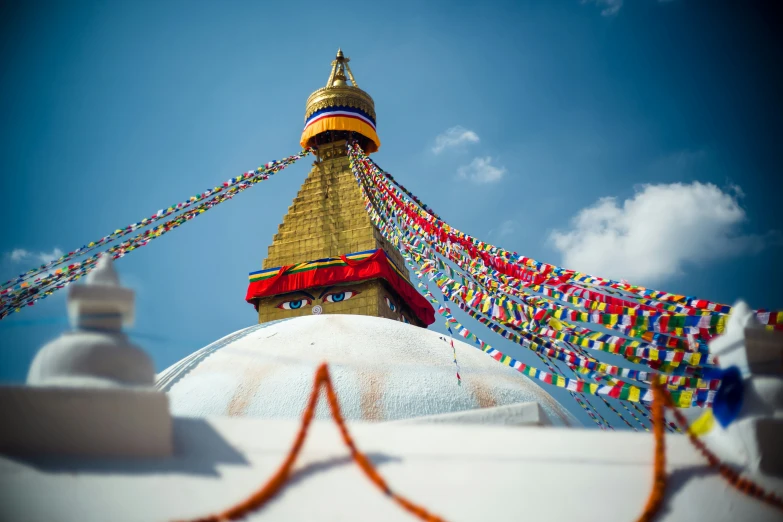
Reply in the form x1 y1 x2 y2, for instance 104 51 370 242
177 362 445 522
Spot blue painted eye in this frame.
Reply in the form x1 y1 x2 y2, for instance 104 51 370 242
401 315 411 324
385 296 397 312
323 290 358 303
277 298 312 310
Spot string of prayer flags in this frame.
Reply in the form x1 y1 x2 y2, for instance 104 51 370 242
0 150 312 320
350 143 780 333
345 142 735 410
0 149 313 295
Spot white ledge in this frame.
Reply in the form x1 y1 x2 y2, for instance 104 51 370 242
0 385 172 458
387 401 551 427
2 417 783 521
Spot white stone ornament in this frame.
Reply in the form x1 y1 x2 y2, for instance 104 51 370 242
28 255 151 387
0 256 172 458
705 300 783 477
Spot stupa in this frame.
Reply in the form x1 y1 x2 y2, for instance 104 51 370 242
2 49 783 522
160 50 578 425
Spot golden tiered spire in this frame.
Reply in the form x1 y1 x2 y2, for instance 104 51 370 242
250 51 430 326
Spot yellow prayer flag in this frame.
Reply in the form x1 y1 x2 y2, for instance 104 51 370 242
678 390 694 408
689 410 715 436
717 316 727 334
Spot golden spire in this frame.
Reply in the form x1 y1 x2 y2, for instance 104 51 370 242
255 50 418 326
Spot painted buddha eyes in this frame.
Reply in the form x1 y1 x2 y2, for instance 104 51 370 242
277 289 359 310
385 296 411 323
323 290 358 303
277 298 312 310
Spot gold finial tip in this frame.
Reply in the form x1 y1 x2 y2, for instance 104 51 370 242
336 48 344 58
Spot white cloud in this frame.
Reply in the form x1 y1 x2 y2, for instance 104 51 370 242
582 0 674 17
9 248 30 262
549 182 775 285
727 182 745 199
432 126 480 154
457 157 506 184
488 219 518 240
499 220 516 237
582 0 623 16
6 247 64 266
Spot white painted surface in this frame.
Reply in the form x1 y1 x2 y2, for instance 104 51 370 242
2 416 782 522
389 401 551 426
157 315 579 426
27 330 155 387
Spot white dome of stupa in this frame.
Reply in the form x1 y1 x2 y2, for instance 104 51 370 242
157 314 579 426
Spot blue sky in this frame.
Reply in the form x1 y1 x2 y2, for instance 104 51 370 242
1 1 780 427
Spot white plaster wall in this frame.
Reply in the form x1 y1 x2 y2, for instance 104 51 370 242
2 417 782 522
157 315 579 426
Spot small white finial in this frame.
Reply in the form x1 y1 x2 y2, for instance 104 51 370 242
86 255 120 286
67 256 135 331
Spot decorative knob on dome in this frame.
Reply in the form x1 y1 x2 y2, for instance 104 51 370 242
332 70 348 87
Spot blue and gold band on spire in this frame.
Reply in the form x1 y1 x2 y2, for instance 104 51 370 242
300 105 380 153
